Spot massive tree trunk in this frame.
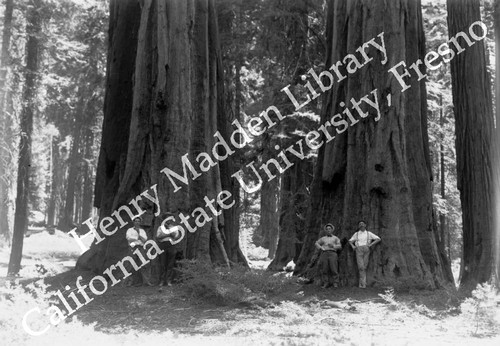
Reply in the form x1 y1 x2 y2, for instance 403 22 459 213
90 0 141 272
0 0 14 243
8 0 41 275
268 158 312 271
447 0 495 289
90 0 242 273
295 0 451 289
494 0 500 287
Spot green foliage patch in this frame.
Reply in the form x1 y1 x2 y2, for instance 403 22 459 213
460 283 500 336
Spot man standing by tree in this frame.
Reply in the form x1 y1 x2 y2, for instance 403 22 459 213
349 221 381 288
125 217 152 287
315 224 341 288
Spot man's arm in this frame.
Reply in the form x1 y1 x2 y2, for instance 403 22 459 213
348 233 357 250
368 232 381 247
334 237 342 251
315 238 325 251
139 229 148 243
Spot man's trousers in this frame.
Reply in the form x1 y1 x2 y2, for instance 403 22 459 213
318 250 339 285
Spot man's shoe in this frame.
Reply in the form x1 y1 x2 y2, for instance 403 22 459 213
321 283 328 289
333 283 338 288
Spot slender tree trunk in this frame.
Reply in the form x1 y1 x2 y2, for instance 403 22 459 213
81 130 94 222
266 1 312 267
8 0 41 275
0 0 14 243
74 169 83 224
214 0 247 265
447 0 495 290
216 14 247 265
47 138 62 227
439 95 448 261
295 0 451 288
260 175 280 258
61 119 81 231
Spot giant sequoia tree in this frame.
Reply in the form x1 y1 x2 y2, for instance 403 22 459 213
294 0 453 288
447 0 496 289
494 0 500 287
89 0 244 273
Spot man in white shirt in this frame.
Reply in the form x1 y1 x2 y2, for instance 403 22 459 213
315 223 342 288
125 217 152 286
349 221 381 288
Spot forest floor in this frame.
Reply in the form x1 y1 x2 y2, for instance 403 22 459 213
1 230 499 346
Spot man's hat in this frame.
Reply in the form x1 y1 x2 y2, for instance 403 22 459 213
325 223 334 229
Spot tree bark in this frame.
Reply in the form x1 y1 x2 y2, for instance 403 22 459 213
8 0 41 275
81 130 94 222
268 159 312 271
259 174 280 258
439 95 448 261
60 116 82 231
447 0 495 289
295 0 451 289
90 0 141 272
46 137 63 227
266 0 313 268
215 3 247 265
91 0 238 273
493 0 500 288
0 0 14 243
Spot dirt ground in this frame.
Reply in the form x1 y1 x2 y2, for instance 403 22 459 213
1 230 499 345
33 267 497 346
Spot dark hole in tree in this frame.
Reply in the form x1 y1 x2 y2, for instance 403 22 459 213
393 265 401 278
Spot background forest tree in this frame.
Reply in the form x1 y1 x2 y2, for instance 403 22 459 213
1 0 107 274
